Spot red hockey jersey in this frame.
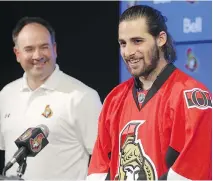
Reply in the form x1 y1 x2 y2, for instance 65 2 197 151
88 64 212 180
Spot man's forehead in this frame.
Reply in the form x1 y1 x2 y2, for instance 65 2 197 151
118 18 149 38
119 18 147 29
20 23 48 33
16 25 51 46
118 30 148 41
16 38 51 48
17 23 50 39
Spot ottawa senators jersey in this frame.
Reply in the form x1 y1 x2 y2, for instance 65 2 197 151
87 64 212 180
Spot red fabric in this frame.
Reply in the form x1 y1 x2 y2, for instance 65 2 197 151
88 68 212 180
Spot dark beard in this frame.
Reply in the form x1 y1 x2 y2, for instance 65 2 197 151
138 43 160 77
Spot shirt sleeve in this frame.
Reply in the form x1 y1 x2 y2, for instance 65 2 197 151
0 124 5 150
168 87 212 180
74 89 102 155
0 91 5 150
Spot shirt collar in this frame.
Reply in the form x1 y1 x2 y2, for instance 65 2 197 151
20 64 60 92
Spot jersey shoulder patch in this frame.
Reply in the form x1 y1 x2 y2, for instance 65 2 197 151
184 88 212 110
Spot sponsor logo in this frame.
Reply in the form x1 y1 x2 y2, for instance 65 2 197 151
185 48 198 72
183 17 202 33
153 0 171 4
127 1 137 8
186 0 197 4
4 113 10 118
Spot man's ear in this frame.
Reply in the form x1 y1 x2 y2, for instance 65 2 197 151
14 46 20 63
53 42 57 58
157 31 167 48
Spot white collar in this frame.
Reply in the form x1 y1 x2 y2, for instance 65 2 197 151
21 64 60 92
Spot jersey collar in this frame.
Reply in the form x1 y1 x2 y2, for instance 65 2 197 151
133 63 177 110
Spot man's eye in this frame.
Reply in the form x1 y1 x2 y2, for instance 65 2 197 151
134 39 142 44
119 42 126 47
25 48 33 52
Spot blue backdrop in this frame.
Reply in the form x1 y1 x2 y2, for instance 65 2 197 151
119 1 212 92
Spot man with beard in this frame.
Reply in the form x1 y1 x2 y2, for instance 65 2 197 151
87 5 212 181
0 17 102 180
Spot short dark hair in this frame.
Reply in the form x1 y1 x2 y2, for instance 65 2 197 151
12 16 56 45
119 5 177 63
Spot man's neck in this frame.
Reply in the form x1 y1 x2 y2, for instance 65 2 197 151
27 74 52 91
139 59 168 90
26 65 56 91
27 77 45 91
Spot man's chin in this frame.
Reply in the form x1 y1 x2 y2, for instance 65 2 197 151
27 70 44 77
129 69 144 77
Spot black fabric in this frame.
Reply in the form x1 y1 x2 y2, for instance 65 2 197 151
88 155 91 167
105 170 110 181
159 172 168 180
0 150 5 175
105 152 111 180
166 146 180 169
159 146 180 180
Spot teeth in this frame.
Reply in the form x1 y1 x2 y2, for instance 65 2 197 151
39 59 47 64
129 59 140 63
33 60 47 65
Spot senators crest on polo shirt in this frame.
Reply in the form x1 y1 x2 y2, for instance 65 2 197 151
42 105 53 118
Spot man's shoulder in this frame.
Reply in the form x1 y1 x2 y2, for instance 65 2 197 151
171 68 212 112
174 68 210 92
110 77 134 94
103 77 134 104
1 78 23 93
169 68 211 108
57 71 99 96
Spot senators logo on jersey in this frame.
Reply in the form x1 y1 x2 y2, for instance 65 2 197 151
184 88 212 110
30 133 45 153
115 121 157 181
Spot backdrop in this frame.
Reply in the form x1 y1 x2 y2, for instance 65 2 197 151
119 1 212 92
